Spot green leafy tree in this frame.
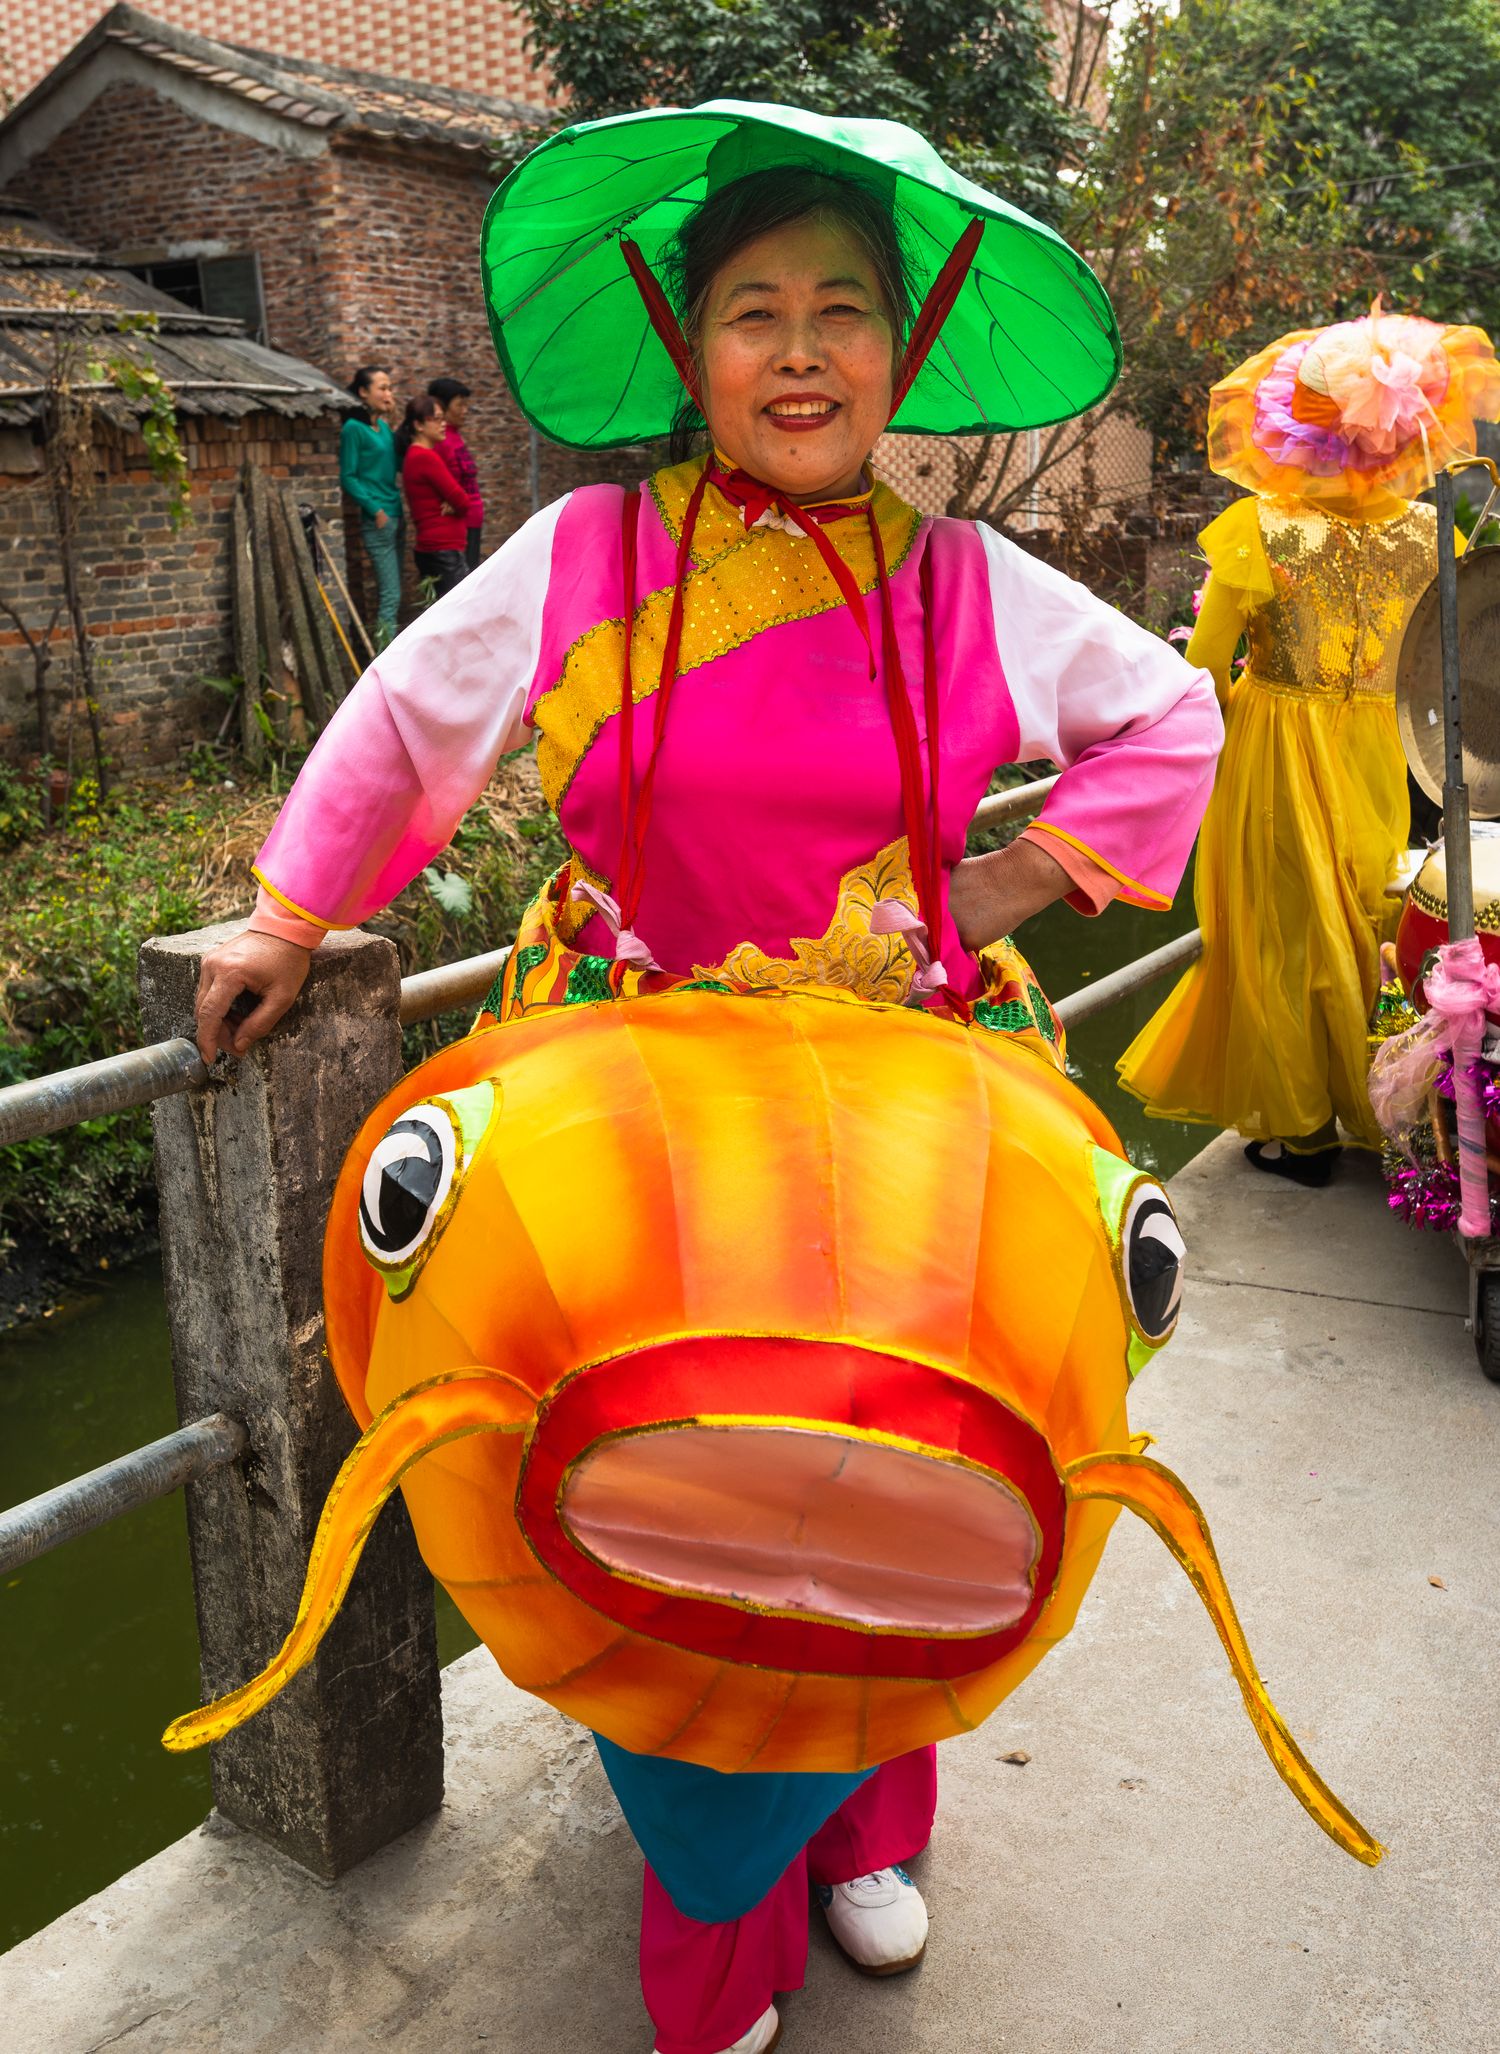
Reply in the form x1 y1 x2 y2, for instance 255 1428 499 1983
1225 0 1500 329
513 0 1084 216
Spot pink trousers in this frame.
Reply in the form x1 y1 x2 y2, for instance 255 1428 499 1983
641 1746 938 2054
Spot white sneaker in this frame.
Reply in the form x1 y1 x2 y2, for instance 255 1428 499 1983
816 1866 929 1975
721 2006 782 2054
656 2005 781 2054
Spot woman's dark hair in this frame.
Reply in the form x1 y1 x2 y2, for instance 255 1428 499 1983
660 168 913 463
347 363 389 427
395 392 443 465
426 375 472 407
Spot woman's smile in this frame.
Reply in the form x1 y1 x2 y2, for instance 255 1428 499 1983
764 390 842 432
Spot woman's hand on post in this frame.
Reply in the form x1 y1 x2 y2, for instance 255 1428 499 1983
949 838 1073 955
195 932 313 1064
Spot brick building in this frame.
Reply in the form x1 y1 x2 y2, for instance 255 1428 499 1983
2 0 546 110
0 4 620 568
0 202 348 768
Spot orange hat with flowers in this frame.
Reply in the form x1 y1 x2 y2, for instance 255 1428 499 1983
1207 301 1500 508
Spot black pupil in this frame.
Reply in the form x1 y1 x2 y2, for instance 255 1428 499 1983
362 1119 444 1254
1129 1197 1181 1337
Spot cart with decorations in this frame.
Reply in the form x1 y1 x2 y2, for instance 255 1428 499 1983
1382 456 1500 1378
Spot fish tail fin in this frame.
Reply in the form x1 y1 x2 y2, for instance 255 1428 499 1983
162 1368 532 1754
1064 1450 1384 1867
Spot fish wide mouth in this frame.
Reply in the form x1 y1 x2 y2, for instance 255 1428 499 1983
518 1337 1066 1678
563 1421 1038 1633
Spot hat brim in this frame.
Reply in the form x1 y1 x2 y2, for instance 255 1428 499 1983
481 100 1121 451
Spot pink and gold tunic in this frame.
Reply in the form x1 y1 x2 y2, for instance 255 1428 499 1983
253 459 1220 1002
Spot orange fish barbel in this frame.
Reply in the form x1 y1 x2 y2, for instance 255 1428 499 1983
164 986 1381 1866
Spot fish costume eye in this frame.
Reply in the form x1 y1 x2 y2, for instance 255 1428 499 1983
1121 1183 1185 1341
358 1084 496 1293
1091 1147 1186 1375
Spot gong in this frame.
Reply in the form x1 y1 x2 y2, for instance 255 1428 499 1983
1396 543 1500 817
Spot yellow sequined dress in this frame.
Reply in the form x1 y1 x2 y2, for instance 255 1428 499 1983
1117 492 1440 1147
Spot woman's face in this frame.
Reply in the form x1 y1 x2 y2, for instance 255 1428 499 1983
444 395 468 427
364 370 395 416
417 406 447 446
698 215 896 503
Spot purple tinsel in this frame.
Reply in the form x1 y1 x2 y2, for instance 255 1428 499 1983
1387 1161 1465 1234
1431 1057 1500 1122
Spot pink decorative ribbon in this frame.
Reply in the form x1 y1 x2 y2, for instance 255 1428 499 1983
871 898 948 992
569 879 660 972
1369 936 1500 1238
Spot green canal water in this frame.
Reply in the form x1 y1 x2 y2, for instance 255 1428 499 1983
0 883 1211 1954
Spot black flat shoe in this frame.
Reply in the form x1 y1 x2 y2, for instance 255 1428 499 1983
1244 1141 1340 1188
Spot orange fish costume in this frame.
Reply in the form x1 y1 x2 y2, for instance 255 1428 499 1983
169 98 1375 2054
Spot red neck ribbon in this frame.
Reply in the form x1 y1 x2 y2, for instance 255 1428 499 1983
610 222 987 1016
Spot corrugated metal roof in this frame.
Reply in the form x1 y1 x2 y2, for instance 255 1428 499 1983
0 205 348 425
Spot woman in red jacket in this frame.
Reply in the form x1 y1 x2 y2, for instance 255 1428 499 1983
398 395 469 598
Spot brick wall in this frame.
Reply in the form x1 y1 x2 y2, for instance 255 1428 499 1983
3 2 547 109
9 82 338 380
0 411 343 770
8 78 639 569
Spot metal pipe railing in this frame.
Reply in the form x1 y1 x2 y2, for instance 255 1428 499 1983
2 777 1067 1146
0 1413 248 1576
399 946 512 1025
970 772 1058 833
1054 928 1202 1030
0 1036 207 1148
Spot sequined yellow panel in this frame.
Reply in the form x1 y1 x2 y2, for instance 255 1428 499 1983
1250 500 1438 699
532 459 922 811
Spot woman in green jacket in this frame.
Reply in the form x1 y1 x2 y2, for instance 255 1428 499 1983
339 365 403 648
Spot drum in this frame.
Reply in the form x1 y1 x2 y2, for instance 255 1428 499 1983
1395 829 1500 1009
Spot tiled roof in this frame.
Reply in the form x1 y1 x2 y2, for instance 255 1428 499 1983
0 203 349 426
13 4 544 155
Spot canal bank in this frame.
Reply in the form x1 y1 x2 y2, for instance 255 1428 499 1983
6 1133 1494 2052
0 876 1207 1954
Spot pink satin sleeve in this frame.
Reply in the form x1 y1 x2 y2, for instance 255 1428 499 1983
977 525 1222 912
253 497 568 928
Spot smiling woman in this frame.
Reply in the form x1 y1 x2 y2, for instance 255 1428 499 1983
187 101 1225 2054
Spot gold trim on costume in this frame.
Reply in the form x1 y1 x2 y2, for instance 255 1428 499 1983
532 458 922 812
1024 822 1170 911
251 867 342 929
702 837 920 1001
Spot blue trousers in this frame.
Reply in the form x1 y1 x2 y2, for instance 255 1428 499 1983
359 511 403 646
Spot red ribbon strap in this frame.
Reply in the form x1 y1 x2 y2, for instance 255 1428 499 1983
620 237 703 410
892 218 984 416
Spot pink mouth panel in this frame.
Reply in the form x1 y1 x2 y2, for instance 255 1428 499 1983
561 1423 1040 1633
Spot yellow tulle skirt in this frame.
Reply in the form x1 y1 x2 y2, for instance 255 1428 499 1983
1117 678 1407 1148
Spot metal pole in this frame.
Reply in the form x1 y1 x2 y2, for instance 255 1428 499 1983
0 1036 205 1147
0 1415 248 1576
1437 467 1475 941
1054 928 1203 1030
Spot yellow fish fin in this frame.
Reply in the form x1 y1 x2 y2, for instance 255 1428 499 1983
1063 1449 1384 1867
162 1367 533 1754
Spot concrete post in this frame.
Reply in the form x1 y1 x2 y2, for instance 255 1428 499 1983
138 922 443 1878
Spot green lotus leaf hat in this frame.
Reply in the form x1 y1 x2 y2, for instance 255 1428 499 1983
481 99 1120 450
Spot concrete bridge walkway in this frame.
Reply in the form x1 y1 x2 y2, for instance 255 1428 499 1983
5 1134 1499 2053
